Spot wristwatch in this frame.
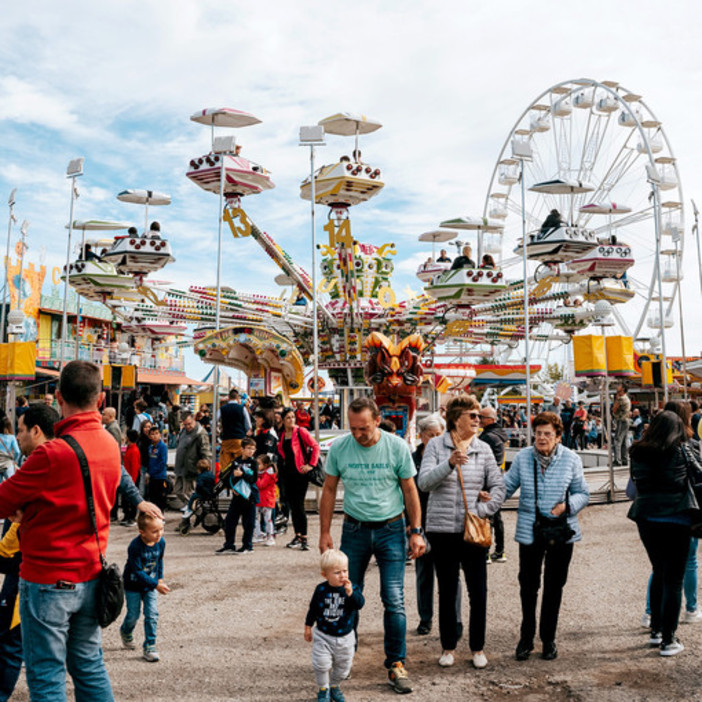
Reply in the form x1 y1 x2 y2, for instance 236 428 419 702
408 527 424 536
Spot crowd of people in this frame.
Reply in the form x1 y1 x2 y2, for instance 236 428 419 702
3 372 702 700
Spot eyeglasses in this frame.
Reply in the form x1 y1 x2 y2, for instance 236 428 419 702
534 431 556 439
461 411 481 420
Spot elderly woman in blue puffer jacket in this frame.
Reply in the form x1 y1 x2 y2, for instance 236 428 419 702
418 394 505 671
504 410 589 663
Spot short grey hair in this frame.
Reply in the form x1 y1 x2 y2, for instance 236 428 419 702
417 413 445 435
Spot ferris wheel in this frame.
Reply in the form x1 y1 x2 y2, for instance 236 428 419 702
481 78 684 353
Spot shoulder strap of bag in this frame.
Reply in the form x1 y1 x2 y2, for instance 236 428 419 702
454 454 471 517
62 435 106 568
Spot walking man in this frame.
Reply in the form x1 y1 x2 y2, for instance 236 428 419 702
612 385 631 466
319 397 425 694
219 389 251 469
0 361 121 701
174 410 211 506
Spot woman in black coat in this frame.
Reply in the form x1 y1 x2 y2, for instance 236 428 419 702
628 410 700 656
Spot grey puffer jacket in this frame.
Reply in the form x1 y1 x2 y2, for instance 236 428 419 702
418 432 506 533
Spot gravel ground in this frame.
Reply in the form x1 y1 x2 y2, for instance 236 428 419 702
9 501 702 701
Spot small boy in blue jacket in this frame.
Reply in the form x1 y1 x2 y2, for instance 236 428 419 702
120 513 170 662
146 426 169 512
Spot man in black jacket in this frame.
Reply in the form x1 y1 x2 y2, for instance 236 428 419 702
479 407 509 562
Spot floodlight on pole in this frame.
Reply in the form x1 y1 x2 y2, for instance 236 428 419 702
300 124 325 443
1 188 18 343
59 158 84 370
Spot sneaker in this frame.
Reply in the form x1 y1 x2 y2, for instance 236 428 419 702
491 552 507 563
121 520 136 527
300 538 310 552
649 631 662 646
683 609 702 623
120 631 136 650
387 662 412 694
252 535 266 544
316 688 330 702
486 554 491 564
143 646 160 662
329 686 345 702
233 547 253 555
472 652 488 669
660 638 684 656
214 546 237 555
286 535 301 549
416 621 431 636
641 613 651 628
265 536 276 546
438 651 454 667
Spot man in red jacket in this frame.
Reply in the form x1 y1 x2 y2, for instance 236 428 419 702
0 361 121 702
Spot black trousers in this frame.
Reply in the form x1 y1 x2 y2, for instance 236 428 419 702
637 520 690 644
518 541 574 645
224 496 255 550
146 479 168 513
491 510 504 554
280 471 308 536
428 532 487 652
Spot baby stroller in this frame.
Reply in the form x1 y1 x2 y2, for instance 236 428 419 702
177 490 224 535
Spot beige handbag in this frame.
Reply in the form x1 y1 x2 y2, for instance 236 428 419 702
455 456 492 548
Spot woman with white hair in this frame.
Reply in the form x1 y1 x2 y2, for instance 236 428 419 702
413 414 462 637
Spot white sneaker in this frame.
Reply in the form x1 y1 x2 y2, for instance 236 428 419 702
265 536 276 546
472 652 488 669
438 651 454 667
660 639 684 657
640 613 651 628
683 609 702 623
143 646 160 662
649 631 662 646
252 535 266 543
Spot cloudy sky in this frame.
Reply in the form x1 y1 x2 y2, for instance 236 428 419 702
1 0 701 378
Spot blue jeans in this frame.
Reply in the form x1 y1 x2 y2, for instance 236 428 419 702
646 536 699 614
0 624 22 702
120 589 158 649
340 517 407 668
19 578 114 702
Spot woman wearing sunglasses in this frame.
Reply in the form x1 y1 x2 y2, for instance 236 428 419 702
418 394 505 670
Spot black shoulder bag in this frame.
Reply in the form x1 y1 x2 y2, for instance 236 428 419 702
681 443 702 537
532 459 575 548
63 435 125 628
299 429 326 488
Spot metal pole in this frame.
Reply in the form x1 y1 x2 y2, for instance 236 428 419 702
674 241 689 399
520 159 532 445
601 325 614 501
74 228 85 360
310 144 320 444
60 178 79 370
652 184 669 403
693 201 702 296
211 147 224 472
1 190 16 343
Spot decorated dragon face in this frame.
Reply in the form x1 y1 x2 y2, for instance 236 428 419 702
364 331 425 396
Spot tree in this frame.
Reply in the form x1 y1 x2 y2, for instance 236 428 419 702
546 362 565 383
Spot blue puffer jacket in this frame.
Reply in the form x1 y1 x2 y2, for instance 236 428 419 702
503 444 590 545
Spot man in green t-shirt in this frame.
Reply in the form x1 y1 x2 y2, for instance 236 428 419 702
320 397 425 695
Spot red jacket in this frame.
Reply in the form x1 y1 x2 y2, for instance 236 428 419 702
123 443 141 483
0 411 121 584
295 408 311 429
277 426 320 473
256 468 277 508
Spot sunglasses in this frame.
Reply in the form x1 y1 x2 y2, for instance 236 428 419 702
461 411 481 420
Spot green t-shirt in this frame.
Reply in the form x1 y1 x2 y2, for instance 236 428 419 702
325 431 416 522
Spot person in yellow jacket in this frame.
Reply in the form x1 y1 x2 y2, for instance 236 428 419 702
0 403 59 701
